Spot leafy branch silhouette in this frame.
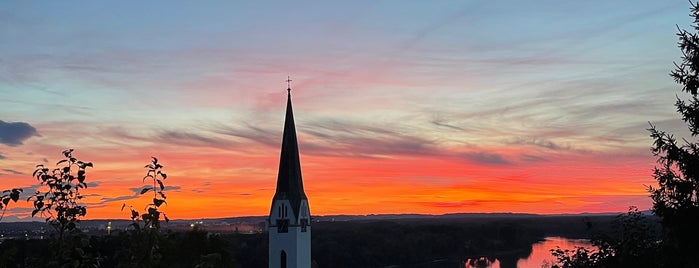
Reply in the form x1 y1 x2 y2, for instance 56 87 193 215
122 156 169 230
28 149 92 239
118 157 171 267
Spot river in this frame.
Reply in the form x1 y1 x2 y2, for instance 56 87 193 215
462 237 594 268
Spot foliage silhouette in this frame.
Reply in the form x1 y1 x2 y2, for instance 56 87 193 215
26 148 101 267
647 1 699 266
121 157 169 231
114 157 172 267
28 149 92 239
0 187 22 221
549 2 699 267
549 207 660 268
0 229 238 268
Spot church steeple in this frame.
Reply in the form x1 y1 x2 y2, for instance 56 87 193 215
268 77 312 268
272 81 308 219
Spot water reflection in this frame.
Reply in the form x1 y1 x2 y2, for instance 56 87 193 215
518 237 593 268
463 257 498 268
461 237 593 268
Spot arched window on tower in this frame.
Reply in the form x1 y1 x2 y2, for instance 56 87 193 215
281 250 287 268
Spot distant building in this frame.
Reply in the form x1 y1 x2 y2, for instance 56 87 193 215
268 81 311 268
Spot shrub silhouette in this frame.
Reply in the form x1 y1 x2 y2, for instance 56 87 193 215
28 149 92 239
117 157 171 267
122 156 169 231
26 148 101 267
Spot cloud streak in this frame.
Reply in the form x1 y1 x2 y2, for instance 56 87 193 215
0 120 39 146
461 152 511 166
2 169 23 175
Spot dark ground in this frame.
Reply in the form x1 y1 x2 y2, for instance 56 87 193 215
1 213 658 268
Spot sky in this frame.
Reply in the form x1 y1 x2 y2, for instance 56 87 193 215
0 1 694 221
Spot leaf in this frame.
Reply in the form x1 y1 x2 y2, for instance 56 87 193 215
63 149 73 157
9 190 20 202
121 203 126 211
32 209 39 217
148 207 158 215
158 192 167 199
2 198 9 206
143 174 154 182
153 198 166 207
152 156 158 163
161 173 167 179
164 213 169 223
56 159 68 166
140 187 152 195
85 162 93 168
157 180 164 191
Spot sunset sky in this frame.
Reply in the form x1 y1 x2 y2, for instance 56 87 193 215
0 1 693 221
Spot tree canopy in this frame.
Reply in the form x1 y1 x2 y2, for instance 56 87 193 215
647 1 699 266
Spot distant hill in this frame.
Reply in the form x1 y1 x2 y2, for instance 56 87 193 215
1 211 642 235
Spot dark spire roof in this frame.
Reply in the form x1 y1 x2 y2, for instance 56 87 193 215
272 87 308 219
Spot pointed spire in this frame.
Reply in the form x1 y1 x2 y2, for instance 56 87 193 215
273 77 307 219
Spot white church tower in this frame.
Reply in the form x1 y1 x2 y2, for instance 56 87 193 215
268 80 311 268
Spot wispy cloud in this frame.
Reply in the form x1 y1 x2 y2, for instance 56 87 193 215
2 169 23 175
0 120 39 146
156 130 233 149
211 123 279 148
506 137 569 151
101 194 138 203
461 152 511 166
430 118 466 131
128 185 181 195
300 118 439 158
520 154 549 163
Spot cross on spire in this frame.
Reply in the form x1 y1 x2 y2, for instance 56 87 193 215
286 75 292 93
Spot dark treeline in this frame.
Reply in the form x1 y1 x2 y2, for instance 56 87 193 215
1 229 237 268
308 214 649 268
0 214 629 268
